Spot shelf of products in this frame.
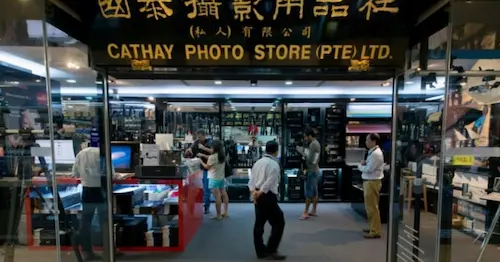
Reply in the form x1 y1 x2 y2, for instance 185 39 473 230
26 178 202 252
222 110 281 169
323 107 346 167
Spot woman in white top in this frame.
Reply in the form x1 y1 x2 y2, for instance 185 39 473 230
200 139 228 220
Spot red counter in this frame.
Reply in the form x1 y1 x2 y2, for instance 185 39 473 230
26 175 203 252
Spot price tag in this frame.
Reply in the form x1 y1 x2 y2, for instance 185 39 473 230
452 155 474 166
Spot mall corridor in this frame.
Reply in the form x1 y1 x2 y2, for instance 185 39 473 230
120 203 387 262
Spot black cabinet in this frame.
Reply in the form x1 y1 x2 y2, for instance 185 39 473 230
287 176 304 201
323 107 346 167
320 169 340 200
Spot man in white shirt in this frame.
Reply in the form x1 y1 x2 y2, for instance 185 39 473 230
358 133 384 239
248 141 286 260
72 147 115 261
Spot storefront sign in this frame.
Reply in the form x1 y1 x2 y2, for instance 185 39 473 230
452 155 475 166
89 0 409 68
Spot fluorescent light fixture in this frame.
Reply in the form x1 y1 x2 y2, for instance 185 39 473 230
215 80 222 85
425 95 444 101
66 79 76 83
95 81 103 84
0 51 71 78
60 87 394 96
67 63 80 69
285 81 293 85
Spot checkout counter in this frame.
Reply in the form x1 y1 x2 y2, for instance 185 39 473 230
25 141 203 252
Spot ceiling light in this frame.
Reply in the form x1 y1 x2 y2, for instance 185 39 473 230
405 81 414 85
215 80 222 85
67 63 80 70
350 98 356 101
285 81 293 85
36 79 41 83
148 96 155 101
176 107 181 111
250 80 257 87
381 82 391 87
95 81 103 84
66 79 76 83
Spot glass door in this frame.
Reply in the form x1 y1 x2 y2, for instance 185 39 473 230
389 74 444 262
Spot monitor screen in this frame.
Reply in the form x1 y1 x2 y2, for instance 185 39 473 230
111 145 132 169
34 140 75 164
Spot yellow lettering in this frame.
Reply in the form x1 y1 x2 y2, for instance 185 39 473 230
163 44 174 59
332 45 342 59
360 45 370 60
142 44 154 59
233 45 244 60
302 45 311 59
319 45 332 59
107 44 120 59
254 45 266 60
129 44 140 58
154 44 166 59
121 45 132 59
185 45 196 59
378 45 390 59
253 45 312 60
184 45 246 61
341 45 352 60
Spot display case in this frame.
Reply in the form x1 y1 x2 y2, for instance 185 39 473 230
221 101 282 202
282 103 346 202
163 102 220 141
26 175 202 251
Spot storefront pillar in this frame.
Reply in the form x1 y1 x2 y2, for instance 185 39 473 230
41 19 62 262
101 74 115 262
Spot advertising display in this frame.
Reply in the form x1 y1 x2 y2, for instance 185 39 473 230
88 0 410 68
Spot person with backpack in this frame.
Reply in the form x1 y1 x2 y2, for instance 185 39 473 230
199 139 229 220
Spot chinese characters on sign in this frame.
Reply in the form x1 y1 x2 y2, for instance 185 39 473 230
138 0 173 20
98 0 400 21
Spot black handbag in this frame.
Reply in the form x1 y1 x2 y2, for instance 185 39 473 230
224 158 233 178
298 162 307 180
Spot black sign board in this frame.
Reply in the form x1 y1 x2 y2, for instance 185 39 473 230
89 0 410 68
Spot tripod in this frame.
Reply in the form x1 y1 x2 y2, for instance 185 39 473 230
2 137 82 262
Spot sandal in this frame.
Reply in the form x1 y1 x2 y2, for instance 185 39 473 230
308 213 318 217
299 215 309 220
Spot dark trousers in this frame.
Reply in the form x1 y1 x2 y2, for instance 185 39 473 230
202 170 211 209
253 192 285 257
80 201 108 253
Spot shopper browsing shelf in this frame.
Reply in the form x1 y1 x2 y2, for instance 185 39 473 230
186 130 212 214
296 128 321 220
248 141 286 260
358 133 385 239
200 139 229 220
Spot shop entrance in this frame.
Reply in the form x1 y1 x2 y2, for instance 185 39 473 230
8 0 496 262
